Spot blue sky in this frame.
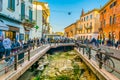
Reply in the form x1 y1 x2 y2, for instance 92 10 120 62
39 0 109 32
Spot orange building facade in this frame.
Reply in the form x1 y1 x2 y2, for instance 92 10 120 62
64 23 76 38
99 0 120 41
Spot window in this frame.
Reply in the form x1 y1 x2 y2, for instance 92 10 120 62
0 0 2 11
90 22 92 26
113 14 116 24
104 20 106 26
90 15 92 19
84 17 85 21
8 0 15 11
29 0 33 3
103 9 106 13
100 21 102 27
110 1 117 8
87 23 88 26
29 9 32 21
17 0 19 6
110 16 112 25
114 1 117 6
21 2 25 20
86 16 88 21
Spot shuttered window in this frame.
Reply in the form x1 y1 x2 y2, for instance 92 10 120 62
29 9 32 22
8 0 15 11
21 2 25 20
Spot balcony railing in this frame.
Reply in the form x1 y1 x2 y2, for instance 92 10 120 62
22 18 36 28
85 25 92 29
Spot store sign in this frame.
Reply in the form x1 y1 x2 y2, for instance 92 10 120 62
0 0 2 11
9 26 19 32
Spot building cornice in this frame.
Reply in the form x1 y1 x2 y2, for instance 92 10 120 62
81 8 100 17
99 0 115 12
33 1 50 16
64 23 76 29
0 13 21 23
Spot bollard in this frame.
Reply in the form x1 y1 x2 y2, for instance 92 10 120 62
14 54 18 70
28 49 30 61
99 52 103 69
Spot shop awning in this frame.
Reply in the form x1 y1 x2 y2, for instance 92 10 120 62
0 21 9 31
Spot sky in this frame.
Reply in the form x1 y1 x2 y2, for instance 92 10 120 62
39 0 109 32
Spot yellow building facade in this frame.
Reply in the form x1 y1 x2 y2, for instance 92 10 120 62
76 9 100 40
33 1 50 38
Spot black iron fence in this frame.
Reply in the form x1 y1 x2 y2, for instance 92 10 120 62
76 43 120 79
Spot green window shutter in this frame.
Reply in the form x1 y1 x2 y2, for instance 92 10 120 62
12 0 15 11
29 9 32 21
8 0 10 8
21 3 25 20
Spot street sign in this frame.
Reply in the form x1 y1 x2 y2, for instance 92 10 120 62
34 25 39 30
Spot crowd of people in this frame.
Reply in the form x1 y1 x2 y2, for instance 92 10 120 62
76 38 120 49
0 36 27 65
0 36 75 66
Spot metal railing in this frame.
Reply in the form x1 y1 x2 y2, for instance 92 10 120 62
75 43 120 79
0 43 36 75
0 42 75 77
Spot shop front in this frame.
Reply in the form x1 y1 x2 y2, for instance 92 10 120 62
5 26 19 41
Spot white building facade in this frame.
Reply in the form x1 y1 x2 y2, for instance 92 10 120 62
0 0 33 42
30 1 50 39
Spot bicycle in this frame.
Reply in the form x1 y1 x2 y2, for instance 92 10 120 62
95 48 115 73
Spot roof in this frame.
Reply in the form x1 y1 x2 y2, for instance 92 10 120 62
64 22 76 29
99 0 114 12
81 8 100 17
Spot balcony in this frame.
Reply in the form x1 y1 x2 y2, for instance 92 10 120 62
85 25 92 29
21 15 36 28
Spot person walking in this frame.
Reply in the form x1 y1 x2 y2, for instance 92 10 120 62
3 36 11 63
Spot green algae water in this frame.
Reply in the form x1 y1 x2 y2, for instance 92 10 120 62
18 50 98 80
